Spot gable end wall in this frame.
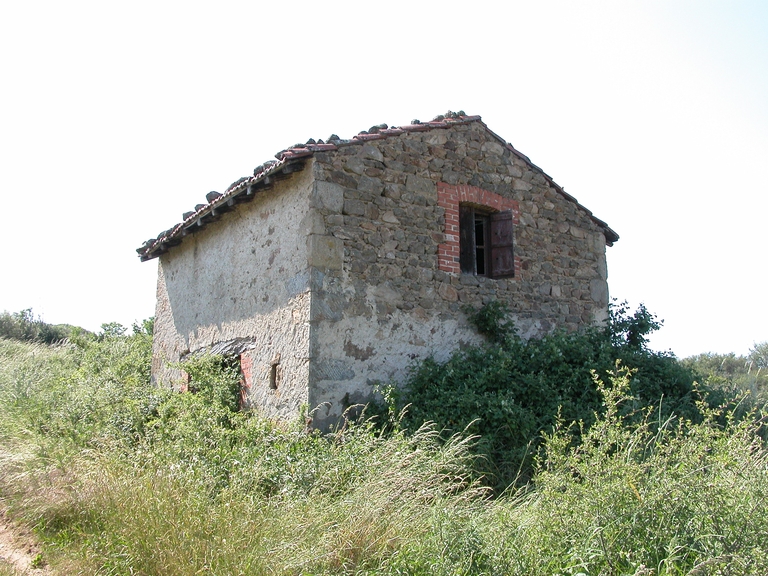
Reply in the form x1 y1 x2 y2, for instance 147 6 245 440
305 122 610 428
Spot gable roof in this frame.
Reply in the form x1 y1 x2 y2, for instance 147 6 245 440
137 112 619 262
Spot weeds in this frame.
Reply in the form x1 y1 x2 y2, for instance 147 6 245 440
0 308 75 344
1 326 768 574
484 366 768 574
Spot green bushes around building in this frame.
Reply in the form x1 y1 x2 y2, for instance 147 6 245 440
385 301 747 487
1 305 768 573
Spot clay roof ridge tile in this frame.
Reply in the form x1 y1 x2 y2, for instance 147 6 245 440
352 133 386 142
140 112 625 261
309 143 339 151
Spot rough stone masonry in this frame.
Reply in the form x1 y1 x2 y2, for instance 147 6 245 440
138 112 618 430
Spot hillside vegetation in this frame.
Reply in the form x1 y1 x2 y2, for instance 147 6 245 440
1 308 767 575
682 343 768 403
0 309 89 345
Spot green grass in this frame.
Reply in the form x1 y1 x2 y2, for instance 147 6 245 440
1 335 768 574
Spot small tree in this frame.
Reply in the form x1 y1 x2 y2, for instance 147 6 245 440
750 341 768 370
607 301 661 350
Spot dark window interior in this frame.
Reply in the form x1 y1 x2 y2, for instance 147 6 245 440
460 205 515 279
269 362 279 390
474 214 489 275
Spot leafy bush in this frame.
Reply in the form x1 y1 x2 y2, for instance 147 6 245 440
180 353 242 412
397 301 713 488
0 334 490 574
0 320 155 450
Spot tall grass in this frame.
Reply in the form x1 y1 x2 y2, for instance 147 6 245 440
52 426 486 575
1 336 768 574
486 367 768 574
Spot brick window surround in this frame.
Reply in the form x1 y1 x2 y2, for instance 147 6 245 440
437 182 521 276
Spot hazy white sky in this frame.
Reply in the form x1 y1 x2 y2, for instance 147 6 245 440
1 1 766 357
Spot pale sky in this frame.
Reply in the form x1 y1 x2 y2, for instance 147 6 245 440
1 1 766 358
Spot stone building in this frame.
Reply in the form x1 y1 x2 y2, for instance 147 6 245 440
137 112 618 429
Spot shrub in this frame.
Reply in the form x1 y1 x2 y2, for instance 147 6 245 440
396 301 711 489
0 336 491 574
181 353 242 413
683 343 768 404
0 309 84 344
0 320 155 450
484 367 768 574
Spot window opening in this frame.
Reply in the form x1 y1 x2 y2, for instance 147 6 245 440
460 205 515 279
474 214 489 275
269 362 279 390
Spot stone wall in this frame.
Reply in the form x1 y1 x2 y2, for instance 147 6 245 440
305 122 610 427
150 120 612 429
152 167 315 419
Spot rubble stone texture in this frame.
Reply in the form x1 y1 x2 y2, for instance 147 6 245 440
149 119 614 429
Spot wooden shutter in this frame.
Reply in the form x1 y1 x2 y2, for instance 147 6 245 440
489 210 514 278
459 205 475 274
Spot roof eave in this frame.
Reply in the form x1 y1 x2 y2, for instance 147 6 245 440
480 120 619 246
137 158 308 261
137 112 619 260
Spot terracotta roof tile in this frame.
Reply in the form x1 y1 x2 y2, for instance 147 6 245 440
137 112 617 261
